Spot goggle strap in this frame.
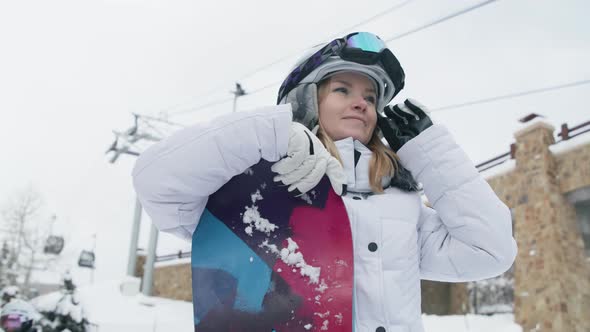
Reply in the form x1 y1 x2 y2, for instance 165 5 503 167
278 32 405 103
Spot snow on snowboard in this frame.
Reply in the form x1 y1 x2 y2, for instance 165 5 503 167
191 160 354 331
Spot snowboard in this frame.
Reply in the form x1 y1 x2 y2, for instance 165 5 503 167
191 160 354 331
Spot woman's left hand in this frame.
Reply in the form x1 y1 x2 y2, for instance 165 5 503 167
377 98 433 152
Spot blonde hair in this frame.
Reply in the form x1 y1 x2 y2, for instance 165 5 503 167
317 79 400 193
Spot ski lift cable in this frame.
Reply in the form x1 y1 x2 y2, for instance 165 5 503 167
384 0 499 42
134 113 186 128
237 0 416 82
137 118 167 139
170 96 235 116
430 79 590 112
172 77 590 120
114 136 149 155
246 80 283 95
138 117 186 137
159 1 417 117
167 0 501 117
324 0 415 41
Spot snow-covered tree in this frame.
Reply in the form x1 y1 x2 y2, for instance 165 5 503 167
36 272 90 332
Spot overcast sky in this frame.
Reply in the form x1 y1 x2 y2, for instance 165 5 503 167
1 0 589 286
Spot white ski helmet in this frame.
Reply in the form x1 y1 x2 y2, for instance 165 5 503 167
277 32 405 129
0 299 39 332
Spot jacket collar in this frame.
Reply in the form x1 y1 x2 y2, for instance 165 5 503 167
334 138 377 193
333 137 420 194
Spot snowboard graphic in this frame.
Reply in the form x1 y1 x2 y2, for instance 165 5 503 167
191 160 354 331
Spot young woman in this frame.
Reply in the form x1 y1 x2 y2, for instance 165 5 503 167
133 32 517 332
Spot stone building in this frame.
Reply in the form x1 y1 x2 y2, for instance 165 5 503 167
136 117 590 331
135 252 192 302
421 117 590 331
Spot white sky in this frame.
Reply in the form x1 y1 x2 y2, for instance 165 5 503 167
1 0 589 286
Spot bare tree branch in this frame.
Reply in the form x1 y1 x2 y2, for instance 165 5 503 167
0 186 60 291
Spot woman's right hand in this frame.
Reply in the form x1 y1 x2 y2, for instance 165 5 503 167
271 122 347 196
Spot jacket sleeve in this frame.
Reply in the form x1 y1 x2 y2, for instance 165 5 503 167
132 105 293 241
396 124 517 282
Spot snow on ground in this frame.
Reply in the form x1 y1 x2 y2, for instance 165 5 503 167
32 278 193 332
31 278 522 331
423 313 522 332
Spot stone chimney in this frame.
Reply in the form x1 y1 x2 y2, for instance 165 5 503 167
512 119 590 331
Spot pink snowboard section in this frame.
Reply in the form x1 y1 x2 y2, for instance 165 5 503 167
273 190 354 331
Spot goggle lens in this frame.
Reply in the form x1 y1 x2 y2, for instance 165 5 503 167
345 32 386 53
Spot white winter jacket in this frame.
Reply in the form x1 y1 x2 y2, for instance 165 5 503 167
132 104 517 332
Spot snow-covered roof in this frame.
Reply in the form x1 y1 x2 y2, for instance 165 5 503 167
513 118 555 138
550 131 590 155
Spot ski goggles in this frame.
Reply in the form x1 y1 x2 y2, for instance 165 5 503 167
277 32 405 104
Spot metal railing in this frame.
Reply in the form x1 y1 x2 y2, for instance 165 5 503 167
475 144 516 173
155 250 191 262
476 119 590 173
558 120 590 142
137 249 191 263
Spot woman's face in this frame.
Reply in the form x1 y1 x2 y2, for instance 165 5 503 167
318 72 378 145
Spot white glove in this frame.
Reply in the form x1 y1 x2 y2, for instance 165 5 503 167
271 122 347 196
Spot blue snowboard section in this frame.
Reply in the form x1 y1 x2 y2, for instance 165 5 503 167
191 209 272 324
191 160 332 330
